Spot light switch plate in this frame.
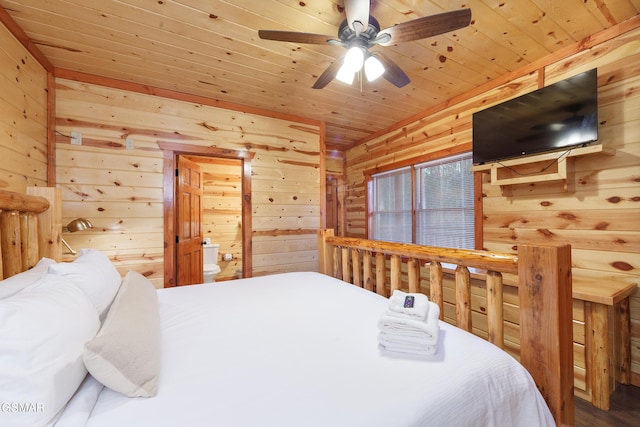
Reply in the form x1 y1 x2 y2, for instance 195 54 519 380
125 137 135 150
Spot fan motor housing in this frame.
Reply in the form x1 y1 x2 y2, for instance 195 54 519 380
338 15 381 46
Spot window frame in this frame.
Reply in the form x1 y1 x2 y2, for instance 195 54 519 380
364 148 483 250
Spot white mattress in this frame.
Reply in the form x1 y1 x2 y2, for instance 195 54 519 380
64 272 553 426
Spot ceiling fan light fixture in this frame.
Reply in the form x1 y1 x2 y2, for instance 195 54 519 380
336 64 355 85
364 55 385 82
343 46 365 73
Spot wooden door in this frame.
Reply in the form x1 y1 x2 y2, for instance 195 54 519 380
176 156 203 286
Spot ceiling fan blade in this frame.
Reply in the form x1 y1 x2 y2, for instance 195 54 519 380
344 0 370 34
377 8 471 46
374 52 410 88
312 59 344 89
258 30 337 45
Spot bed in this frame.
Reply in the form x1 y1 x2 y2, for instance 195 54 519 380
0 187 574 427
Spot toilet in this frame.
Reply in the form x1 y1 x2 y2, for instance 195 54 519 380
203 242 221 283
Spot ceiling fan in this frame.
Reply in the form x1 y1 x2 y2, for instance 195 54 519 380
258 0 471 89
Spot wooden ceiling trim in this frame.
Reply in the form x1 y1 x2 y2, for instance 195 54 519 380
0 5 53 71
54 68 321 128
157 142 255 160
355 15 640 148
363 142 472 177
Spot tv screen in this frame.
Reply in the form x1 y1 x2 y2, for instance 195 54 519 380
472 68 598 165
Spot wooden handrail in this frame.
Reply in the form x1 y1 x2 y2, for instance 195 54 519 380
324 235 519 274
0 188 49 213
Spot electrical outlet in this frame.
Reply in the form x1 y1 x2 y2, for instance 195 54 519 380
70 131 82 145
125 137 135 150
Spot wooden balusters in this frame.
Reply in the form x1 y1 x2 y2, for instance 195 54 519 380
341 247 350 283
486 271 504 349
390 255 401 293
352 249 361 287
429 262 444 320
375 252 386 297
408 259 419 293
332 246 340 279
455 265 472 332
363 251 373 292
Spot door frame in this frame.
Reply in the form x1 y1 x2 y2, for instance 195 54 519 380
159 142 254 287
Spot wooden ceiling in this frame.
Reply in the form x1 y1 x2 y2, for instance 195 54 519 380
2 0 639 152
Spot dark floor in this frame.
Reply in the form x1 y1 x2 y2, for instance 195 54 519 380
575 384 640 427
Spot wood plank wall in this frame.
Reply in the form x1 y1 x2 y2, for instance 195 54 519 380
342 27 640 389
0 22 47 191
55 78 321 287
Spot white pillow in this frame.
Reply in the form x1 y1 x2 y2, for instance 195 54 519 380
84 270 161 397
0 257 56 299
0 274 100 427
48 249 122 317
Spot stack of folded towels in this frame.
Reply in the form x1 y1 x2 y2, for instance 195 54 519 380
377 290 440 358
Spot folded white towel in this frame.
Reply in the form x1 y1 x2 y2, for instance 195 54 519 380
378 341 438 357
387 290 429 320
378 301 440 344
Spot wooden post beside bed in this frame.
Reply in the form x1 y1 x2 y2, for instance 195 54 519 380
318 228 574 427
0 187 61 278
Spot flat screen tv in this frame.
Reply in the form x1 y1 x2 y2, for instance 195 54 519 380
472 68 598 165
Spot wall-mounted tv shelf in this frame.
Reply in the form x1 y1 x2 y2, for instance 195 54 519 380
471 144 615 191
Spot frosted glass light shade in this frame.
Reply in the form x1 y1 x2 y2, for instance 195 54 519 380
343 46 365 72
364 55 385 81
336 65 355 85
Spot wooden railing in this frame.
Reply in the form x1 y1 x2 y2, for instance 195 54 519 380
318 228 574 427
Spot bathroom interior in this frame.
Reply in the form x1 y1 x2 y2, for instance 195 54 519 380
187 155 243 283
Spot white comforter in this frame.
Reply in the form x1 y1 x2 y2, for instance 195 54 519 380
64 272 553 426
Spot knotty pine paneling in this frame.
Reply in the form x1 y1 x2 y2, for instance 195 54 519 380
0 22 47 190
56 78 320 288
344 27 640 388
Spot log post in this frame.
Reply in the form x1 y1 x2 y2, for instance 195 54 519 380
375 252 386 297
408 259 419 293
429 262 444 320
618 298 631 385
21 212 39 270
1 211 22 279
342 247 351 283
352 249 361 287
518 244 573 427
455 265 471 332
27 187 61 261
317 228 334 275
363 251 373 292
390 254 401 293
486 271 504 349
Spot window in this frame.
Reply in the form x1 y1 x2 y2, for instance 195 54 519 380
415 153 474 249
369 153 474 249
369 167 412 243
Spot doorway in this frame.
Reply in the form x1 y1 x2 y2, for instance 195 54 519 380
184 155 243 283
159 142 254 287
